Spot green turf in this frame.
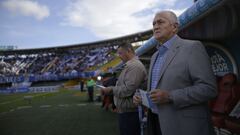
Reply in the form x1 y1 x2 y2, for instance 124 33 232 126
0 89 119 135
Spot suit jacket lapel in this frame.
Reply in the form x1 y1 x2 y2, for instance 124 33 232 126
156 36 181 84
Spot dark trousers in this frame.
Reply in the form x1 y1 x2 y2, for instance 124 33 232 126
80 83 84 92
87 86 94 102
118 112 140 135
110 94 116 110
147 109 162 135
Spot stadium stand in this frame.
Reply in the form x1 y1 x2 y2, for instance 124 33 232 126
0 45 119 83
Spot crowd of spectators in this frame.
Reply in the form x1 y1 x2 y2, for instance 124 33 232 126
0 46 117 79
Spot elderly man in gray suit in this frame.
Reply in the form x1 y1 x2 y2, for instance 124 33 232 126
134 11 217 135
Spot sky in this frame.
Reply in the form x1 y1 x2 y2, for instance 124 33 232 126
0 0 194 49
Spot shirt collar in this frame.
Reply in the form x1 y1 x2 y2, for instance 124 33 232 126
156 35 177 50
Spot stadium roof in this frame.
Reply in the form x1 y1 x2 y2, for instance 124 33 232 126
0 29 152 55
179 0 240 41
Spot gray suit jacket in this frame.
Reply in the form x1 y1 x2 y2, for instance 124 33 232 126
148 35 217 135
112 57 147 113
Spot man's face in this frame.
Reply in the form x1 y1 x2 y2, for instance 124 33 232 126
117 47 128 63
153 13 176 43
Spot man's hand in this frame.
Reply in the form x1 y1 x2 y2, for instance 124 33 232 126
101 87 112 94
133 94 142 106
149 89 172 104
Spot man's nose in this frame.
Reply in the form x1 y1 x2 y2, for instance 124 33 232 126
154 27 160 31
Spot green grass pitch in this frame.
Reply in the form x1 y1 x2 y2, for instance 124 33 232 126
0 88 119 135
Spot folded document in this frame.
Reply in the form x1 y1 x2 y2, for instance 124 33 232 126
139 89 158 113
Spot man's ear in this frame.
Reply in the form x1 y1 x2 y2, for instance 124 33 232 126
126 49 131 53
172 23 178 32
173 23 178 29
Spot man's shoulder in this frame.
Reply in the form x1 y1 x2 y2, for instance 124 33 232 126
136 58 146 65
177 40 208 59
127 59 146 71
179 37 202 46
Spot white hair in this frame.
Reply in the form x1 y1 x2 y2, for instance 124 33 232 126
156 11 179 24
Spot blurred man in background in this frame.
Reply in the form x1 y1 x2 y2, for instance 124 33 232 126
101 43 147 135
87 78 96 102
